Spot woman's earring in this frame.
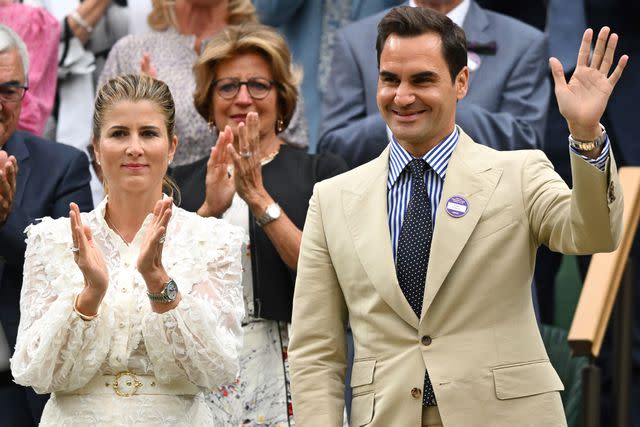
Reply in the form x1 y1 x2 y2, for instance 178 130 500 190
276 118 284 133
97 159 101 166
208 121 216 134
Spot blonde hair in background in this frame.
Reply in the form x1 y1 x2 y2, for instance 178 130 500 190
148 0 258 32
193 23 301 134
93 74 181 203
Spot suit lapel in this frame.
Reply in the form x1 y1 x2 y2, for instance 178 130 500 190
421 132 503 319
343 147 419 329
462 2 492 86
4 132 31 208
463 1 491 43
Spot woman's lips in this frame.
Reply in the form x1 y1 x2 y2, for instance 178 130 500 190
122 163 147 171
230 114 248 123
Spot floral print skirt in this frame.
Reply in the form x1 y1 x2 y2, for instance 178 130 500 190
207 320 293 426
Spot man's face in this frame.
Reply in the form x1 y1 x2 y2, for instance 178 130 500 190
0 49 24 147
376 32 468 156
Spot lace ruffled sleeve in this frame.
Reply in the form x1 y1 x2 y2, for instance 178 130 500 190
142 210 244 390
10 217 115 394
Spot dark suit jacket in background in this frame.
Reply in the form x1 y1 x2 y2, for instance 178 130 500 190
172 145 347 322
0 130 93 426
318 1 550 168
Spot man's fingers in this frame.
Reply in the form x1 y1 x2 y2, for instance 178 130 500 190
608 54 629 88
548 57 566 91
589 27 610 69
576 28 593 68
600 32 618 75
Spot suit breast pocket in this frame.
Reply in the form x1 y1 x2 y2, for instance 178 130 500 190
350 358 376 426
468 204 515 242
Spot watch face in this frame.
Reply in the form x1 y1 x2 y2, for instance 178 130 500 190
164 280 178 300
266 204 281 219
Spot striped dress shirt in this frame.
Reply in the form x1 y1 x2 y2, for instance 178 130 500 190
387 126 610 260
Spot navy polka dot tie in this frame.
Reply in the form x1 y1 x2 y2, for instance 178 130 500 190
396 159 436 406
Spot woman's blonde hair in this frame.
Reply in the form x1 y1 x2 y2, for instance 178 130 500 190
93 74 180 202
193 23 301 133
148 0 258 32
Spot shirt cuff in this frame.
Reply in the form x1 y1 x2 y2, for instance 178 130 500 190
570 135 610 171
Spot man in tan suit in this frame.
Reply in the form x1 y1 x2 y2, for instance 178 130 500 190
289 6 628 427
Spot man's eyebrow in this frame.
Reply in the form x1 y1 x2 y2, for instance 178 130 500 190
379 70 398 78
411 71 438 80
0 80 25 87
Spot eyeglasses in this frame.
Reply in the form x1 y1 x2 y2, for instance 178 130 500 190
0 82 28 103
213 77 277 100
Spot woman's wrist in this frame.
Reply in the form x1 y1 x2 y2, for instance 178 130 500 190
75 286 104 318
141 269 171 293
243 187 271 216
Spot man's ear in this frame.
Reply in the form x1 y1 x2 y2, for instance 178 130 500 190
455 66 469 101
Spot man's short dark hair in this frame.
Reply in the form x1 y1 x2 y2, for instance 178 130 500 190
376 6 468 82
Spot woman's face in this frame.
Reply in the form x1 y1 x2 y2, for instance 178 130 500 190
94 100 177 196
211 52 279 143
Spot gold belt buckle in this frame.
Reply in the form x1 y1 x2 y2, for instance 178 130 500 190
112 371 143 397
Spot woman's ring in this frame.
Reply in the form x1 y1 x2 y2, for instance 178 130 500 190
159 235 166 244
71 246 80 253
240 151 253 159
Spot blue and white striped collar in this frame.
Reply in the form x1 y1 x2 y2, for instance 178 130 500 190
387 127 460 189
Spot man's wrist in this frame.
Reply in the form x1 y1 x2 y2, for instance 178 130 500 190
567 123 603 142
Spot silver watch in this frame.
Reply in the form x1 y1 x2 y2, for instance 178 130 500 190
568 124 607 152
147 278 178 303
256 203 281 227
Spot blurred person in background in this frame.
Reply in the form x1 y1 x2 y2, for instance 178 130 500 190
100 0 308 169
254 0 405 150
172 23 347 425
0 0 59 136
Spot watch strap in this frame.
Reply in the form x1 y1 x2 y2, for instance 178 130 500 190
147 278 177 303
568 124 607 151
256 203 280 227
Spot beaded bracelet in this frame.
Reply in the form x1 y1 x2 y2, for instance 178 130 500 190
73 293 99 321
69 11 93 34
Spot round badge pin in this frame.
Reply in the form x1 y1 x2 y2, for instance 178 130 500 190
445 196 469 218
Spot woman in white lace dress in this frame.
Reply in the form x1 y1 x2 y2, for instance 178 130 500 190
10 74 245 426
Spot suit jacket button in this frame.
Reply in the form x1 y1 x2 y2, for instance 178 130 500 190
411 387 422 399
421 335 432 346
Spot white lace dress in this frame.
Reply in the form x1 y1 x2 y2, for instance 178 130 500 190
10 198 245 427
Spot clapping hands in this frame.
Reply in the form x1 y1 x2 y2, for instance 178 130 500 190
0 150 17 225
70 202 109 306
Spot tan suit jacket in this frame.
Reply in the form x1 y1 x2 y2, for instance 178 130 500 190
289 130 623 427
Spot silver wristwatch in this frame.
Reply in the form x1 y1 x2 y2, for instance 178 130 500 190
147 278 178 303
568 124 607 152
256 203 281 227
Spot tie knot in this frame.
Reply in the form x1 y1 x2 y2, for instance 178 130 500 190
407 158 427 178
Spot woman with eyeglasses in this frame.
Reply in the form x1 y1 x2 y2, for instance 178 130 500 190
99 0 308 168
171 23 347 426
